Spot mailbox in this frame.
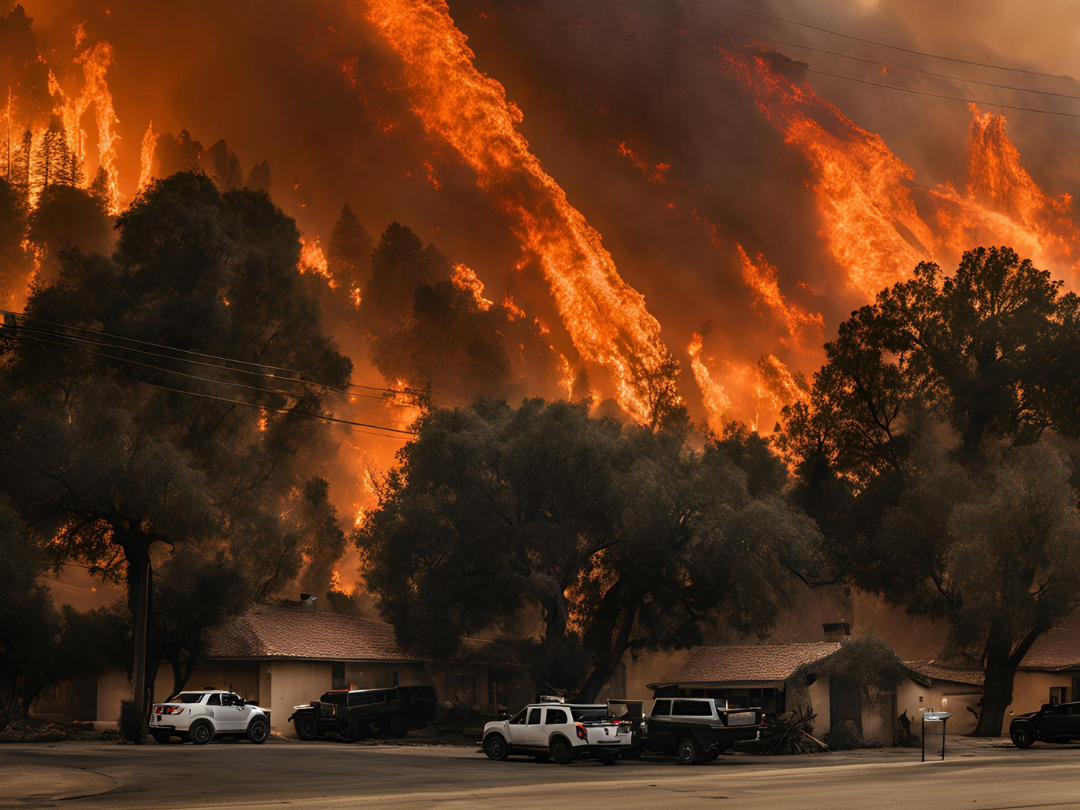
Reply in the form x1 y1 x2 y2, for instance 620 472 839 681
921 710 952 761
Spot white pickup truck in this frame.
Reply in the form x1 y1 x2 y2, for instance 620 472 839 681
482 700 636 764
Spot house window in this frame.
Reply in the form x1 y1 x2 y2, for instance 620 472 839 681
332 662 346 690
1050 687 1068 705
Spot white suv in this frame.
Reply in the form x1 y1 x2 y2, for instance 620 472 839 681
151 690 271 745
482 701 636 765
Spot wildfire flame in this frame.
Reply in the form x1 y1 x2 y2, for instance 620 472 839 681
719 45 934 298
688 332 730 434
365 0 677 424
451 262 493 310
722 47 1080 299
384 378 422 431
137 120 158 194
74 41 123 214
735 244 823 344
298 236 337 289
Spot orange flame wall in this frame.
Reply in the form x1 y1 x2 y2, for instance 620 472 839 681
363 0 676 424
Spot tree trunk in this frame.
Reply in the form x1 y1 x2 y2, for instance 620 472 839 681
571 597 639 704
972 625 1045 737
123 542 152 744
973 657 1017 736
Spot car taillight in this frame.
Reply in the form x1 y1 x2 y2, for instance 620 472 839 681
575 723 587 741
158 706 184 715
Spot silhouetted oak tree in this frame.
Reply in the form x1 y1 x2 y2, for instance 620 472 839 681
781 247 1080 736
358 399 823 702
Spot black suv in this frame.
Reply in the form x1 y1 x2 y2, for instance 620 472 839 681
288 685 438 741
1010 701 1080 748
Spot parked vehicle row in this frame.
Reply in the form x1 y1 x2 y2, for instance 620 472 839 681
481 696 767 766
151 686 768 764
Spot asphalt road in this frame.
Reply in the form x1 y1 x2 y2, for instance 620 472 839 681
2 738 1079 809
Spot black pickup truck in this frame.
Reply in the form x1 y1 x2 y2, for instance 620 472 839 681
1011 701 1080 748
636 697 767 764
288 685 438 741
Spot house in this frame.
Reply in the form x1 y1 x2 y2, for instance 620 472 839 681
899 661 984 735
646 624 912 745
80 601 529 736
904 627 1080 735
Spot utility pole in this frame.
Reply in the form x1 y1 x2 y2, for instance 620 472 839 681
4 88 11 178
131 551 150 744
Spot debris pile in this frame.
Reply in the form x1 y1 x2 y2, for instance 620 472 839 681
743 704 829 755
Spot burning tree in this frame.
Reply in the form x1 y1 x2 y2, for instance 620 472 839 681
781 246 1080 736
358 398 823 702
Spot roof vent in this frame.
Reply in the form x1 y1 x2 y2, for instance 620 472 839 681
300 593 317 609
823 621 851 641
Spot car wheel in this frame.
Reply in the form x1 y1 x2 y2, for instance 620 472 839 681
247 717 270 745
551 737 575 765
677 735 701 765
152 732 171 744
386 715 408 738
338 720 366 743
190 721 215 746
483 733 509 761
596 750 619 765
1011 726 1035 749
294 714 319 741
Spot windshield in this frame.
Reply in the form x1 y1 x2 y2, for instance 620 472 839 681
173 693 207 704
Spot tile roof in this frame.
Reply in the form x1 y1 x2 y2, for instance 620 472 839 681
1020 628 1080 671
659 642 843 685
904 660 984 686
205 603 417 662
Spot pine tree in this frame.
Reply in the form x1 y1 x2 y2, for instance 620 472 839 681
328 203 373 291
12 129 32 204
89 167 109 205
31 116 75 196
246 160 271 194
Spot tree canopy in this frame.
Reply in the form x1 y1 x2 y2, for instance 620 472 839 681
781 246 1080 735
359 398 823 701
0 171 354 729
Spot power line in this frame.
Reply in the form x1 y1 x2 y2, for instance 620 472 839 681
695 0 1079 84
489 3 1080 119
6 330 355 401
3 329 417 436
1 308 445 402
803 66 1080 119
588 0 1080 103
136 380 418 436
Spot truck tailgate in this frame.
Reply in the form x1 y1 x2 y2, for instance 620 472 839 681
582 722 633 745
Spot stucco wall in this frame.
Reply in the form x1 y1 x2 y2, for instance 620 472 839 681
860 695 895 745
895 678 980 735
266 661 333 736
807 676 830 735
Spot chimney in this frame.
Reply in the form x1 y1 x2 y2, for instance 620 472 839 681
823 621 851 641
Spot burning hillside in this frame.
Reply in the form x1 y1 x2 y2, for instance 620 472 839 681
4 0 1080 596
